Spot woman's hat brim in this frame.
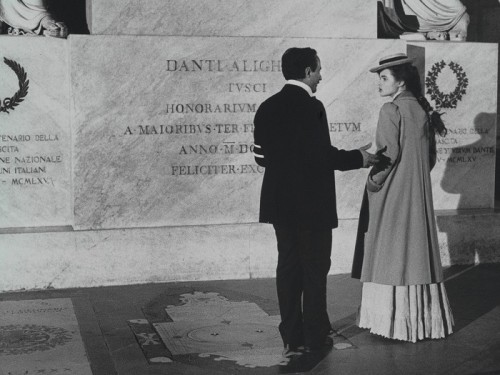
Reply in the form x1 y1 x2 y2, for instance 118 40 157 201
369 57 415 73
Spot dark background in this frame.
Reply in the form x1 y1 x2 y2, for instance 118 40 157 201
46 0 89 34
463 0 500 208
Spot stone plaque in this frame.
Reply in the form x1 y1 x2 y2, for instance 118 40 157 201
71 35 405 229
0 298 92 374
0 37 71 228
89 0 377 39
408 42 498 210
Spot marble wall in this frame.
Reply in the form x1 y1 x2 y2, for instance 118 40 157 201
2 211 499 291
0 37 72 228
71 36 497 230
88 0 377 38
70 36 405 229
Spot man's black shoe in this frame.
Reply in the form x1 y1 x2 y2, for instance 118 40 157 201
282 345 305 358
328 327 339 336
304 336 334 353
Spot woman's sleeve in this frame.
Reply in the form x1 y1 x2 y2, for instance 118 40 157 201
367 102 401 192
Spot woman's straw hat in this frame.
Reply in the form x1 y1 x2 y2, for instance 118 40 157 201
369 53 415 73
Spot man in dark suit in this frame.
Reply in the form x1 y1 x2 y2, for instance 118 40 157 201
253 47 377 357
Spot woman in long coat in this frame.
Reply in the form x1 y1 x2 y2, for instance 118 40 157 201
352 54 454 342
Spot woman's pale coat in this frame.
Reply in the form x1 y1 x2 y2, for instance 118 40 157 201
352 90 443 286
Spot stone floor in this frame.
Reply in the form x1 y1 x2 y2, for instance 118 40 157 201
0 264 499 375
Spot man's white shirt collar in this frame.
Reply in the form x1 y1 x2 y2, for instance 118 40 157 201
286 80 314 97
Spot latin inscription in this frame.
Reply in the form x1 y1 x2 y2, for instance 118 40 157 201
5 369 73 374
144 57 373 178
162 103 257 114
2 307 68 315
120 56 492 183
166 59 281 73
123 120 363 177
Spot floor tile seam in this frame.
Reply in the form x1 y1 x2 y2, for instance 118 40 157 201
435 349 500 375
68 295 119 374
109 342 148 355
444 264 479 282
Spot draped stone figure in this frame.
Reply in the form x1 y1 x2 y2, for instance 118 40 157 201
378 0 470 41
0 0 67 37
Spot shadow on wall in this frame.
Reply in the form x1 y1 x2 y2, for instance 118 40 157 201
440 113 496 211
437 113 498 266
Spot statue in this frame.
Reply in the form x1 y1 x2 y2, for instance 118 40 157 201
378 0 470 41
0 0 68 38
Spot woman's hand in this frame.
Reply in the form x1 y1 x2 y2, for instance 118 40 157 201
359 143 380 168
374 146 391 171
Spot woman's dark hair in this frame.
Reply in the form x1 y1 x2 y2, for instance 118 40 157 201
281 47 318 80
389 63 447 137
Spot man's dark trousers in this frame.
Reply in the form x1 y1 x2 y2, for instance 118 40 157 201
274 224 332 349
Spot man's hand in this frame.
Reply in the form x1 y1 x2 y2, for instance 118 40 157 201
359 142 379 168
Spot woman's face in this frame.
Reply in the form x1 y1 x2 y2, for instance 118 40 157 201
378 68 403 97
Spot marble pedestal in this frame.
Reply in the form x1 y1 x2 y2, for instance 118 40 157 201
1 211 500 291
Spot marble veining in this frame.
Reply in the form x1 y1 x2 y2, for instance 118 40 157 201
90 0 377 38
71 35 405 229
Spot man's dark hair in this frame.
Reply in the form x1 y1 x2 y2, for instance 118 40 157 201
281 47 318 80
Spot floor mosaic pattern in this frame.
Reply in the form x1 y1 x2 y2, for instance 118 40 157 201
149 291 355 369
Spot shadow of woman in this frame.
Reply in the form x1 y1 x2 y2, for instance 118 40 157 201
437 112 497 266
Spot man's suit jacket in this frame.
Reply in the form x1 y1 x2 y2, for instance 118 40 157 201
253 84 363 229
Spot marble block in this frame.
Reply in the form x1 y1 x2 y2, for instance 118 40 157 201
89 0 377 39
70 35 405 229
0 37 72 228
1 214 500 291
408 42 498 210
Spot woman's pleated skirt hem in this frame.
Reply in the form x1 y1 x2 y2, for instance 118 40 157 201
357 281 454 343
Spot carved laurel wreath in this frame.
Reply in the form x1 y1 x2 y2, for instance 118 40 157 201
425 60 468 110
0 57 29 114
